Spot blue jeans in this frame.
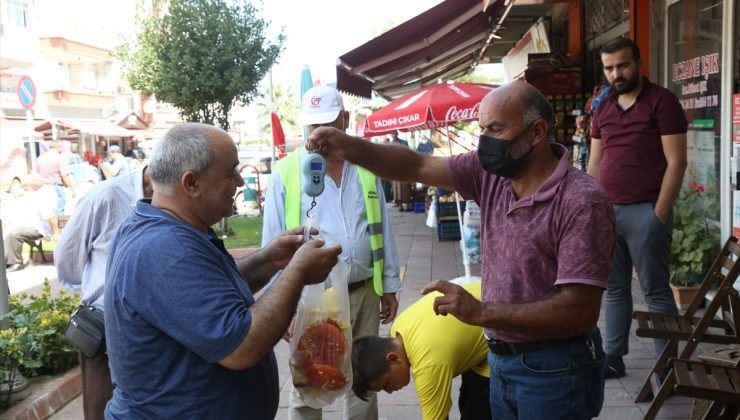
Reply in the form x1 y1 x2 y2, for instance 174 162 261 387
53 184 66 216
604 202 677 357
488 328 605 419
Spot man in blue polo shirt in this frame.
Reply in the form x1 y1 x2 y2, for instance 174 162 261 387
104 123 342 418
587 37 688 379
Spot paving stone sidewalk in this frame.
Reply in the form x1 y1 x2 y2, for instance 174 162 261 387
33 205 695 419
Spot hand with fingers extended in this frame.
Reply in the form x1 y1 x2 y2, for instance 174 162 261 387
284 240 342 286
421 280 484 325
263 226 319 271
379 293 399 324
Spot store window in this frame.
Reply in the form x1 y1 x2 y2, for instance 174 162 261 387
5 0 29 28
731 1 740 238
668 0 723 223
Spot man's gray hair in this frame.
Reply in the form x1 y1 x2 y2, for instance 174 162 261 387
148 123 216 196
521 89 554 130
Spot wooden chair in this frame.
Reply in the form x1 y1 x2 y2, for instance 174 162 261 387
672 358 740 420
632 236 740 419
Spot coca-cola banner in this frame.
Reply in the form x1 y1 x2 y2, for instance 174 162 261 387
360 83 497 137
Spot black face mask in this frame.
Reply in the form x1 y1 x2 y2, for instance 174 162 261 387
477 129 532 178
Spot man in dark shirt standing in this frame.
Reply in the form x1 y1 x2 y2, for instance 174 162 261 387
587 37 688 379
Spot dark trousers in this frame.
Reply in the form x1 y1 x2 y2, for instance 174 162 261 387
79 351 114 420
4 227 42 265
604 202 677 357
459 370 492 420
393 181 412 207
381 179 393 202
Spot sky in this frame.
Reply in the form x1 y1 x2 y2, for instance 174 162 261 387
260 0 444 95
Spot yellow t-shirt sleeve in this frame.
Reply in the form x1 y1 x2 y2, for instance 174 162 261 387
414 364 455 420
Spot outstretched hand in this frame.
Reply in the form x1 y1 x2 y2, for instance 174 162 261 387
421 280 483 325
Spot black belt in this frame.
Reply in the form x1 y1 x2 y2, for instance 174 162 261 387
348 277 372 292
485 333 586 356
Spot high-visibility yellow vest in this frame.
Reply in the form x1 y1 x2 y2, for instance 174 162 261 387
274 150 384 296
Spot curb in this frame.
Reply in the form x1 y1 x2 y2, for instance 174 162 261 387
1 368 81 420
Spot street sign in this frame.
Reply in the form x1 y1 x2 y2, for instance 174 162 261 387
17 75 37 110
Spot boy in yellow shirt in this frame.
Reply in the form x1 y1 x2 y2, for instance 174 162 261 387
352 281 490 420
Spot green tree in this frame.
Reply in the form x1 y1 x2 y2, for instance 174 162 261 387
455 67 505 84
255 83 300 136
115 0 284 130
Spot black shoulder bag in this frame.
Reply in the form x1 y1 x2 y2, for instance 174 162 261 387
64 305 106 357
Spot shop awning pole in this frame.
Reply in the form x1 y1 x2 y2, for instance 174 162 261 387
26 110 36 169
1 224 10 330
447 126 471 279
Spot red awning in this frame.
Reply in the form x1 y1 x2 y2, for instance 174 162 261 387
34 119 139 137
336 0 561 100
336 0 505 99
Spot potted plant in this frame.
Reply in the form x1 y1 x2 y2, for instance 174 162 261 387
669 182 721 309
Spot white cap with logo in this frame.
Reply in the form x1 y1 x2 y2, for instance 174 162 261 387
299 85 344 126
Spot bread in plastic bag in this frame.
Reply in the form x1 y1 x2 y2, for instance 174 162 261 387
289 215 353 408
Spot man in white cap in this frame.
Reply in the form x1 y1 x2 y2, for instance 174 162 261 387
100 145 131 179
261 85 402 419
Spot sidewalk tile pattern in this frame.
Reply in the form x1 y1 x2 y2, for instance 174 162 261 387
16 206 695 419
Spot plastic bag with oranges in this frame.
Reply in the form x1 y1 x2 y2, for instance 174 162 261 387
289 215 353 408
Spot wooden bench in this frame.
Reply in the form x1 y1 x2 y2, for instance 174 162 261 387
28 215 69 263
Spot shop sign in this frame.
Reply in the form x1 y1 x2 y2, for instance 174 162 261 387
733 94 740 143
671 52 720 111
691 119 715 129
501 19 550 81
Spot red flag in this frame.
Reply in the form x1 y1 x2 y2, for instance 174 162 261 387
355 118 367 137
271 111 287 159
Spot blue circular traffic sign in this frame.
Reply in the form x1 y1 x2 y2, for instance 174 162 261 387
18 75 37 110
